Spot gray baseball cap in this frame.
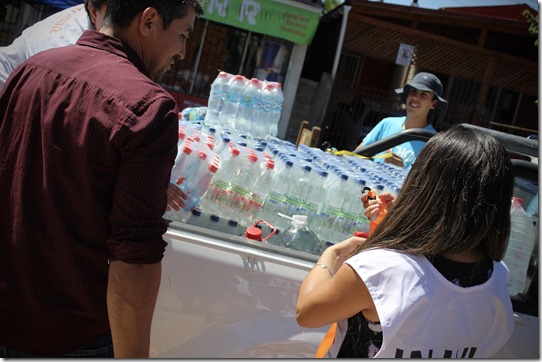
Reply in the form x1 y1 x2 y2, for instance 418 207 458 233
395 72 448 113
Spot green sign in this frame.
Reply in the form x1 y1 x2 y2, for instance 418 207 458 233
202 0 322 45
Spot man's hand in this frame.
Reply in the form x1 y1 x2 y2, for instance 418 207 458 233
166 182 187 211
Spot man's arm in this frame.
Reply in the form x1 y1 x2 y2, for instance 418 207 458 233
107 260 162 358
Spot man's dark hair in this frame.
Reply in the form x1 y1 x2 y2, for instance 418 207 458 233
103 0 204 29
83 0 108 19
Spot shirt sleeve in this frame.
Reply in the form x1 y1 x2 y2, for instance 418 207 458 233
106 96 178 264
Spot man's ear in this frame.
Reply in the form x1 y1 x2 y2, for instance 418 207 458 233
87 3 99 28
139 7 159 36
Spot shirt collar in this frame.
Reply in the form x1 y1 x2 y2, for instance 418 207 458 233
76 30 148 77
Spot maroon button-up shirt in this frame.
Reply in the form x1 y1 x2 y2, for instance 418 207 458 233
0 30 178 355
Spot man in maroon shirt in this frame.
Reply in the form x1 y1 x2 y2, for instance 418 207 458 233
0 0 203 358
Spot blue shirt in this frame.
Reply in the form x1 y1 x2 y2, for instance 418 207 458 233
362 116 436 169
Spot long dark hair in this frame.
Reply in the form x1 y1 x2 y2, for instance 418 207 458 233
353 125 514 260
104 0 204 30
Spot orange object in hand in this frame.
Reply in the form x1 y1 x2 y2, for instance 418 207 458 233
367 189 388 234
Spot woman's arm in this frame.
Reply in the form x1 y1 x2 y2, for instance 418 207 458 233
296 236 377 328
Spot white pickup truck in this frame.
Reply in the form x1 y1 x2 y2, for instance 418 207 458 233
149 125 539 358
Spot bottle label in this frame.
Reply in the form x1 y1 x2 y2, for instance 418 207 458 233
230 184 250 212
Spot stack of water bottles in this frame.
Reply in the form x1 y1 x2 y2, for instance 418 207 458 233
163 124 220 223
165 120 408 255
198 136 275 229
257 145 405 246
204 70 284 140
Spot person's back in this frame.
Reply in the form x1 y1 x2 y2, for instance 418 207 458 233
297 125 515 358
332 249 513 358
0 0 204 357
0 27 177 356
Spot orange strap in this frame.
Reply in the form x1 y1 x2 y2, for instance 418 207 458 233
315 322 337 358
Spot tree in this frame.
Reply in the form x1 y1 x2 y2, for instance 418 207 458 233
523 9 538 46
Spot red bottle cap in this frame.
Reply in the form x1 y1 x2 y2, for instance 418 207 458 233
245 226 263 241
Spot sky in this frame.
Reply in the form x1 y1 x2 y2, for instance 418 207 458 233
368 0 539 10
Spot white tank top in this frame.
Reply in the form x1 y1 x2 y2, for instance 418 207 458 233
326 248 514 358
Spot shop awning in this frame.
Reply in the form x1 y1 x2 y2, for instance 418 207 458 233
201 0 323 45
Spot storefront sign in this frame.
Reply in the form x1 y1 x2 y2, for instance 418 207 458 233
396 43 415 66
202 0 321 45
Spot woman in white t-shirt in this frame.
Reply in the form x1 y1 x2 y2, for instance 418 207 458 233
296 125 515 358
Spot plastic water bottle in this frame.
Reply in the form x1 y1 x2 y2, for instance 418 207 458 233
305 169 328 225
199 144 242 220
183 150 209 210
231 152 261 225
283 163 312 217
189 153 220 210
236 78 261 136
503 197 536 295
252 82 269 139
205 71 230 128
249 159 275 223
314 172 349 243
268 82 283 138
278 215 322 254
259 158 295 231
165 139 210 216
213 132 231 156
219 74 246 131
334 178 367 238
169 140 195 187
259 82 274 139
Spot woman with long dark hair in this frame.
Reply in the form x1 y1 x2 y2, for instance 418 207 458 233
296 125 515 358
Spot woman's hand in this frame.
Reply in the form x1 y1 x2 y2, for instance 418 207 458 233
328 236 367 265
361 191 396 221
166 182 187 212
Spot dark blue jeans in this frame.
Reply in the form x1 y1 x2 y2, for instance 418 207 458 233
0 333 114 358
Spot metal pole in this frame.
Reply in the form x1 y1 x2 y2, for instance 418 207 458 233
331 5 351 80
238 30 252 75
189 19 209 94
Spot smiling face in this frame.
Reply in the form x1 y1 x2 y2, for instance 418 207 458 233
405 88 438 117
140 6 196 81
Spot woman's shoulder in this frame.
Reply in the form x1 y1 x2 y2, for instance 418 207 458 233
347 249 425 275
